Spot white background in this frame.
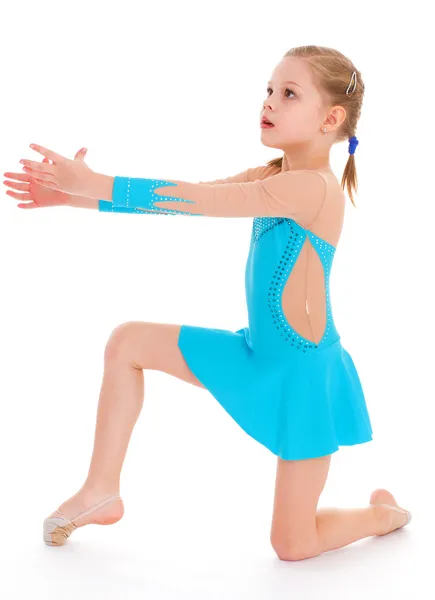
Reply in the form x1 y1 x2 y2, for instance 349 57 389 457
1 0 434 598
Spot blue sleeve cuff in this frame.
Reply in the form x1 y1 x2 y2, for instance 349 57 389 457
99 199 113 212
111 176 130 208
111 176 179 210
98 199 141 213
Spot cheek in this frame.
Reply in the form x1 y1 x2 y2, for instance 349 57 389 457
288 109 318 133
281 115 306 137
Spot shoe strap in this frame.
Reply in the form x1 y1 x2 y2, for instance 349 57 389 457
377 502 411 525
55 493 121 524
377 502 407 515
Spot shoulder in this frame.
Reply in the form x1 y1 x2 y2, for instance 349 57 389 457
265 168 327 199
282 168 327 185
245 163 282 181
253 169 328 226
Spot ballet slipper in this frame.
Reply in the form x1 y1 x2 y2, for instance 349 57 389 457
375 502 412 530
43 492 122 546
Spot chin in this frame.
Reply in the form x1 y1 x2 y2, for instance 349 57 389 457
260 137 279 149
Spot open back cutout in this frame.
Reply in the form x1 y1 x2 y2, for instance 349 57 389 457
280 233 331 345
250 211 340 351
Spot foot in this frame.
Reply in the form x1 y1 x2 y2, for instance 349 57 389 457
44 487 124 546
369 488 411 535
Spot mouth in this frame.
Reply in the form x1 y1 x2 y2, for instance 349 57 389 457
261 116 275 127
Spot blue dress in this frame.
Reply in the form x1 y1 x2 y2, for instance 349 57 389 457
99 169 373 460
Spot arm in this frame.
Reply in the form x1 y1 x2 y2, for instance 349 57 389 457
197 164 279 185
98 164 279 213
98 169 326 223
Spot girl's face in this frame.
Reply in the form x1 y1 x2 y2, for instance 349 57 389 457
260 56 332 150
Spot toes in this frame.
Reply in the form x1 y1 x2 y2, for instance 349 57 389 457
374 503 410 535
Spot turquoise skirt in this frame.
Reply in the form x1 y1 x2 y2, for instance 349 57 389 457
177 324 373 461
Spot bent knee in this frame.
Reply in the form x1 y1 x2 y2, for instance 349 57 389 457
271 537 319 562
104 321 145 360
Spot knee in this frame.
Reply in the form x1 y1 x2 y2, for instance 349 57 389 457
271 536 319 562
104 321 139 360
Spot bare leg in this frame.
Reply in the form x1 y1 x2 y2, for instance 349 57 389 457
44 321 204 532
315 488 410 555
83 354 144 493
270 456 411 561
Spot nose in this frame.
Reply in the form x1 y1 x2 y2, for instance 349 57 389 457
263 99 276 113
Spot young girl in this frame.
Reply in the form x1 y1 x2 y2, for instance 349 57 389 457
4 45 411 560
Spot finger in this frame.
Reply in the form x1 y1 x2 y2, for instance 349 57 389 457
21 167 56 185
17 203 38 209
20 159 55 174
3 179 30 191
29 143 64 163
5 189 32 201
74 147 87 160
3 172 31 182
27 178 60 191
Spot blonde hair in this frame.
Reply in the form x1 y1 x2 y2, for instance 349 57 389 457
266 45 365 207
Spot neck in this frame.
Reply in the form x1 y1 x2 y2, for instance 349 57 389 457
281 148 332 172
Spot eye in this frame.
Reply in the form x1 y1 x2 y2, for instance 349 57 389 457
266 86 295 98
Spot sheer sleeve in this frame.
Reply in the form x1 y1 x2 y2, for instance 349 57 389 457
98 165 279 212
197 164 280 185
99 169 326 224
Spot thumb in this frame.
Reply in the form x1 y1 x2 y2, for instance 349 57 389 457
74 147 88 161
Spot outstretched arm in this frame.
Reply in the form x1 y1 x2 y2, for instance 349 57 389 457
98 169 326 224
197 164 279 185
98 164 279 214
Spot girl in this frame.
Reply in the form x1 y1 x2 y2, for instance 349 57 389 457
4 45 411 560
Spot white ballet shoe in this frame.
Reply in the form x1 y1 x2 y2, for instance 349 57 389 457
43 492 122 546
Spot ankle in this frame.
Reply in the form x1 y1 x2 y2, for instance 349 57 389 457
80 481 121 498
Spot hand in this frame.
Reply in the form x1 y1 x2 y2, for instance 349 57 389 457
3 148 88 209
18 143 98 197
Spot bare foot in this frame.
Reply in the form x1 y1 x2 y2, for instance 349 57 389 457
369 488 411 535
